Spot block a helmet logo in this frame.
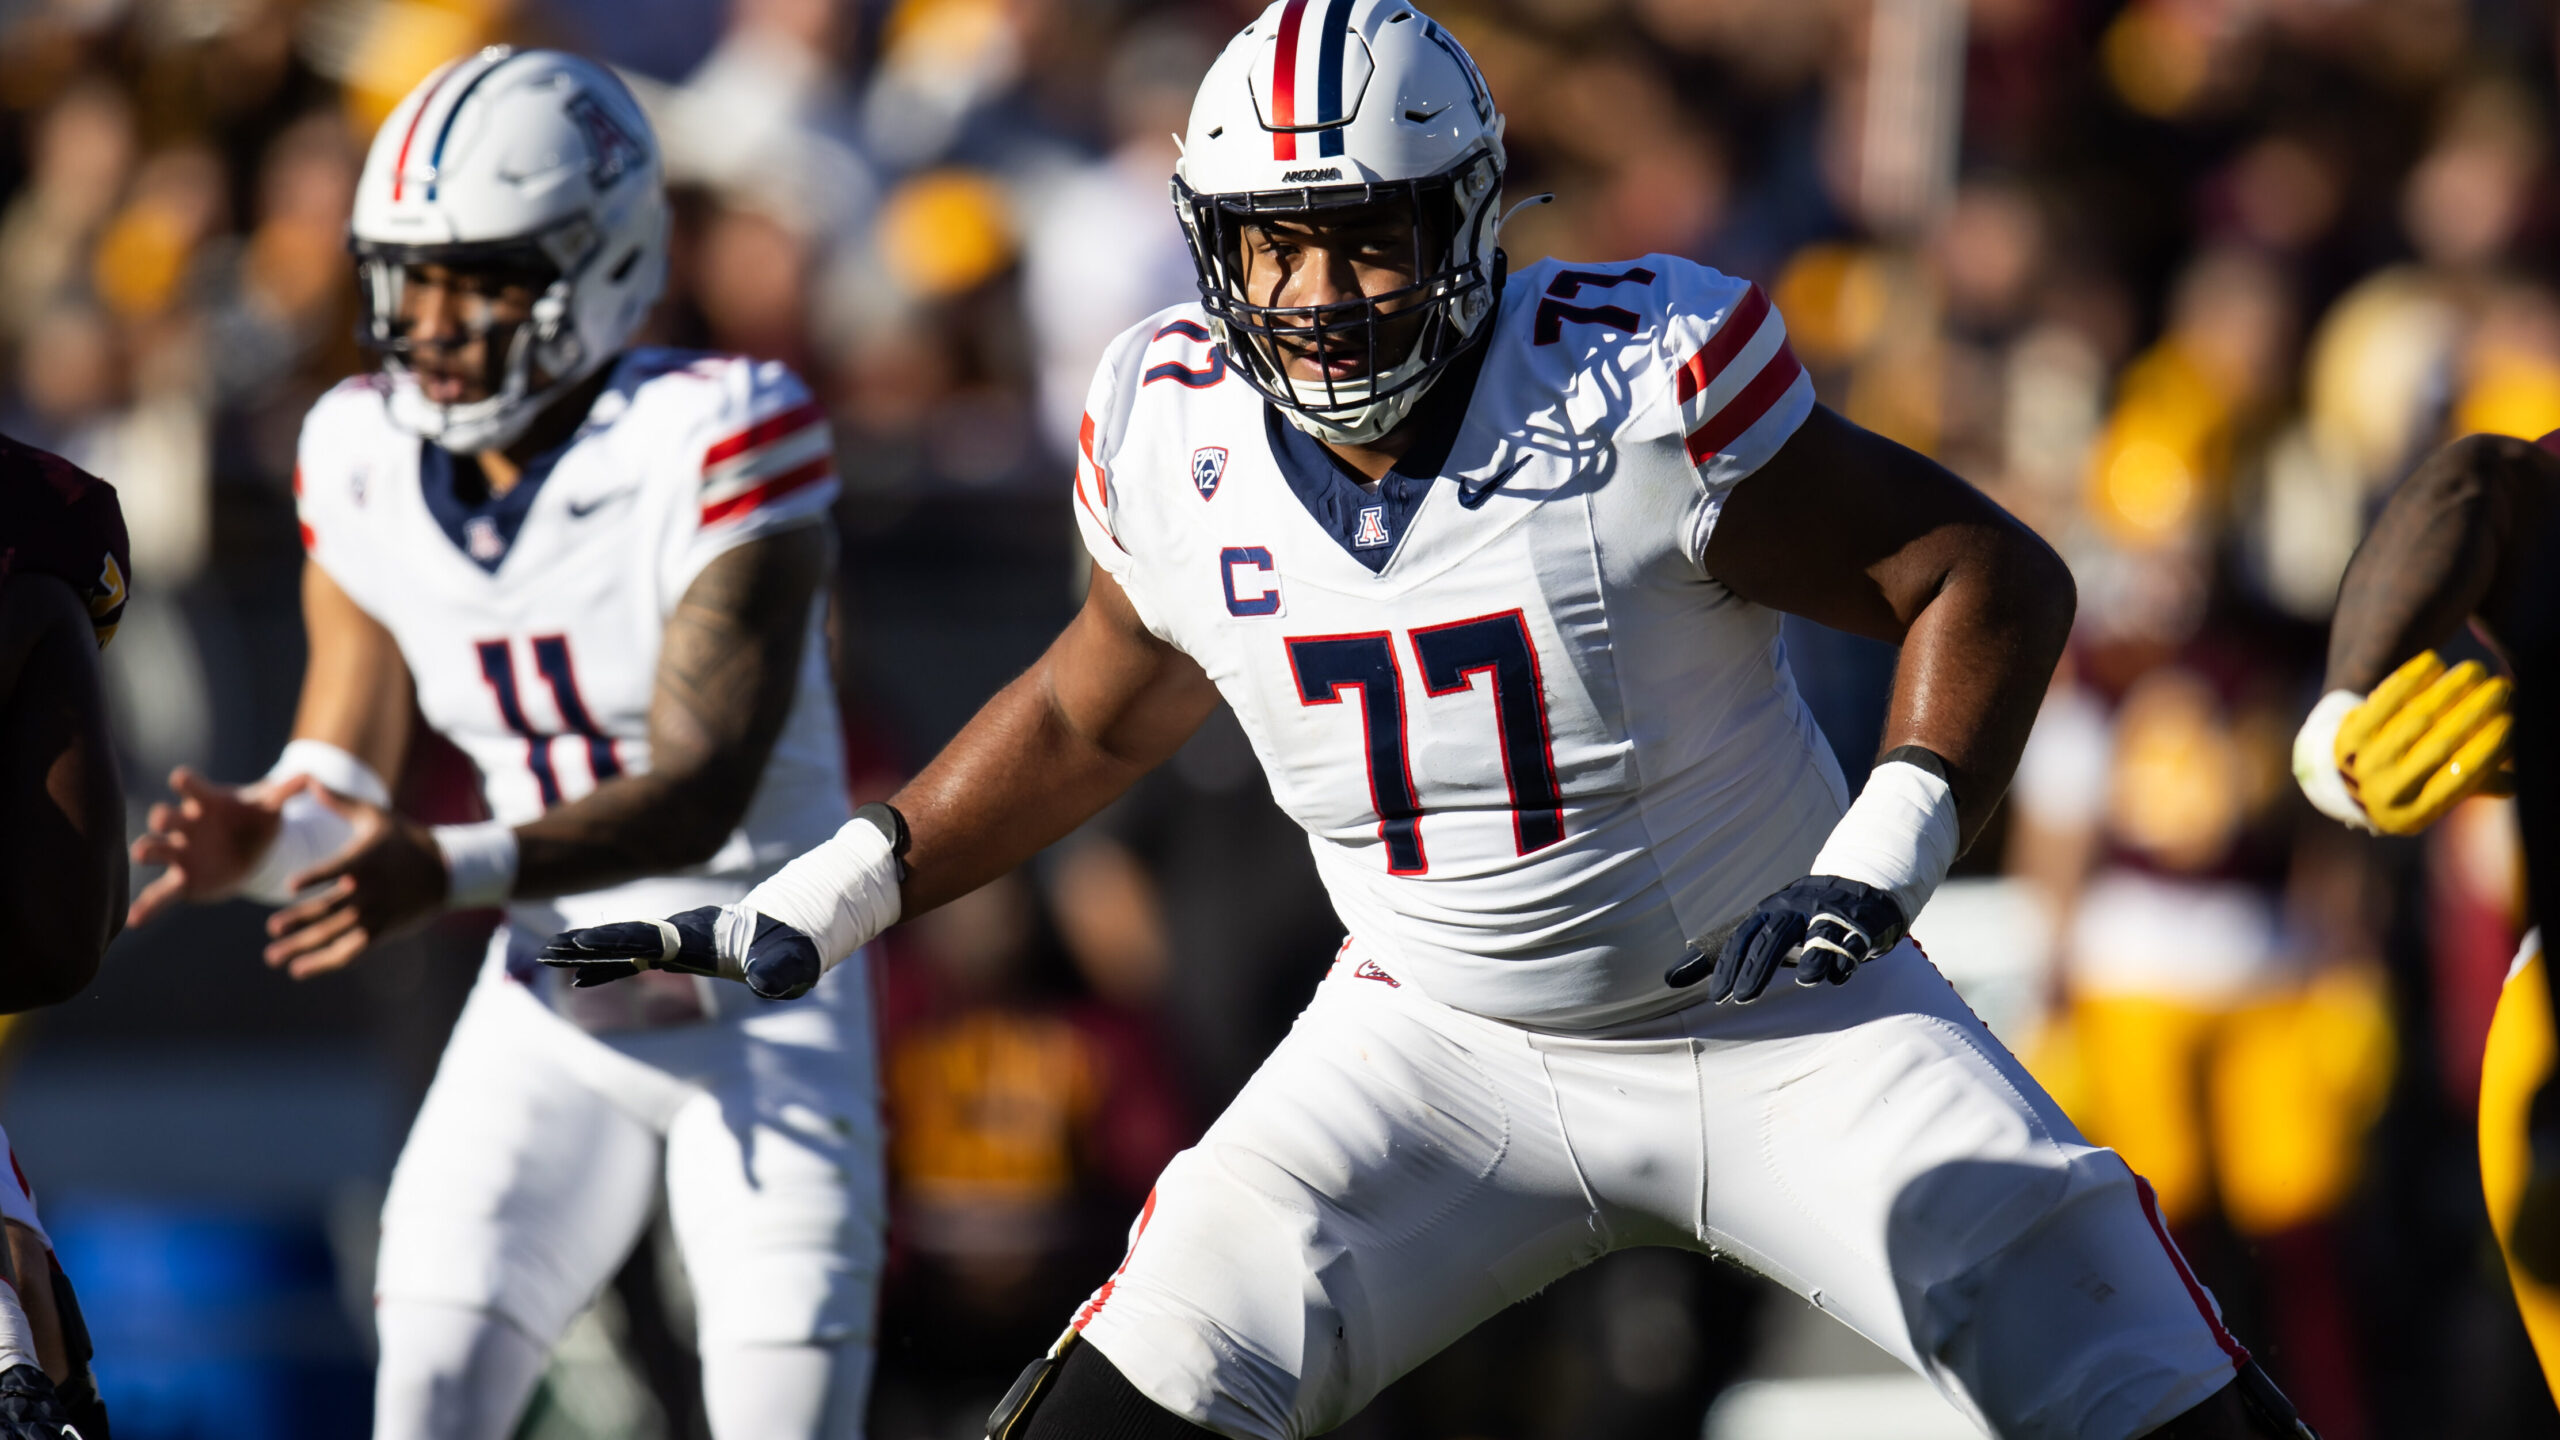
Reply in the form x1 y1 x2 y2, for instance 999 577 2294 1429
1191 445 1229 500
564 90 644 188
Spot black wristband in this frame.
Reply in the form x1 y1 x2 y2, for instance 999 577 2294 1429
853 801 911 880
1879 744 1952 783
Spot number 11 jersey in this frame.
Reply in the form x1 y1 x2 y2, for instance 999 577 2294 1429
1076 255 1845 1031
292 351 850 947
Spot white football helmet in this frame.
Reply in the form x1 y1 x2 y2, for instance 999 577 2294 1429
1174 0 1507 445
350 49 667 453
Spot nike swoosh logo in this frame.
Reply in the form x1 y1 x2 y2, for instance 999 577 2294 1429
566 490 637 519
1404 103 1453 123
1456 455 1532 509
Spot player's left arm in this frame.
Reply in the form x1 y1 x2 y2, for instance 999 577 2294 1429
509 523 830 893
1683 403 2075 1001
0 572 125 1011
262 524 830 975
1707 402 2075 844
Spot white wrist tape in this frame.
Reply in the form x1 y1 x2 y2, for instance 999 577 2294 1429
238 740 389 905
739 816 903 971
2292 689 2376 834
1809 758 1960 923
268 738 392 806
0 1279 39 1375
433 821 519 909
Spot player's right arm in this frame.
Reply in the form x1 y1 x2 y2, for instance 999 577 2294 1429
542 563 1220 997
890 567 1221 915
126 561 415 927
2325 432 2557 692
2290 432 2558 836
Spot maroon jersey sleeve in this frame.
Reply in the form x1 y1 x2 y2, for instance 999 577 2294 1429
0 435 129 648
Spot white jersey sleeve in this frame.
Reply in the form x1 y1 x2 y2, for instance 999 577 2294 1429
292 374 397 618
1642 259 1815 568
1070 310 1183 642
662 358 839 606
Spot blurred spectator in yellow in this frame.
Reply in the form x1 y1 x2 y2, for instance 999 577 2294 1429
871 870 1189 1440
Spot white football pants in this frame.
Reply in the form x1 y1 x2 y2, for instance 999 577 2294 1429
1076 938 2247 1440
371 949 884 1440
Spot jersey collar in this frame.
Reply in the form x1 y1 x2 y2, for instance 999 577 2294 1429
419 437 572 574
1260 285 1499 576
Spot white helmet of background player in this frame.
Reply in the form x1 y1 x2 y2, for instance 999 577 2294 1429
350 49 667 453
1175 0 1507 445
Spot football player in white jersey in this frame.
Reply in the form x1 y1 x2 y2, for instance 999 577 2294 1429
547 6 2316 1438
124 50 881 1440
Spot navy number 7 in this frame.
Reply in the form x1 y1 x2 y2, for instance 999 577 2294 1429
1287 611 1563 876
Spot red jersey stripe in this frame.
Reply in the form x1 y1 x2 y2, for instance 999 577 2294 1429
2135 1174 2250 1367
700 455 831 526
1683 343 1802 465
1077 411 1111 509
704 401 827 470
1271 0 1309 161
1675 284 1772 406
1071 1186 1160 1331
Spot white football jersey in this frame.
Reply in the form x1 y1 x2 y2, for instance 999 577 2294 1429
1075 255 1848 1030
295 349 851 968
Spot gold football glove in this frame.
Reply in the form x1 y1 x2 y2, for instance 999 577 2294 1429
2334 650 2514 834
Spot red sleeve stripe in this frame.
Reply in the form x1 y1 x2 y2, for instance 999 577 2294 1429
704 401 827 469
1683 342 1804 465
1674 284 1772 406
2135 1174 2251 1367
1078 411 1112 510
703 422 832 501
700 455 833 526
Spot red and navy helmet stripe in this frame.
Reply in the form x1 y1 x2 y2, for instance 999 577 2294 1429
389 61 464 201
424 50 526 202
1271 0 1362 161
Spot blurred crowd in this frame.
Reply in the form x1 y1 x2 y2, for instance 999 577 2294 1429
10 0 2560 1436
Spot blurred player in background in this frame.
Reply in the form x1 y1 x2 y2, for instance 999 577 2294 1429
124 50 880 1440
0 437 125 1436
552 5 2318 1437
2291 429 2560 1396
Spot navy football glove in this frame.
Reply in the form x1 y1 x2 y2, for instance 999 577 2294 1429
537 904 824 1001
1665 875 1908 1004
0 1364 77 1439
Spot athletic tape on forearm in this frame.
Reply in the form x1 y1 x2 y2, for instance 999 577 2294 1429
737 817 902 970
237 740 389 904
2291 689 2375 833
432 821 519 909
1807 758 1960 924
0 1280 40 1375
268 739 391 806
